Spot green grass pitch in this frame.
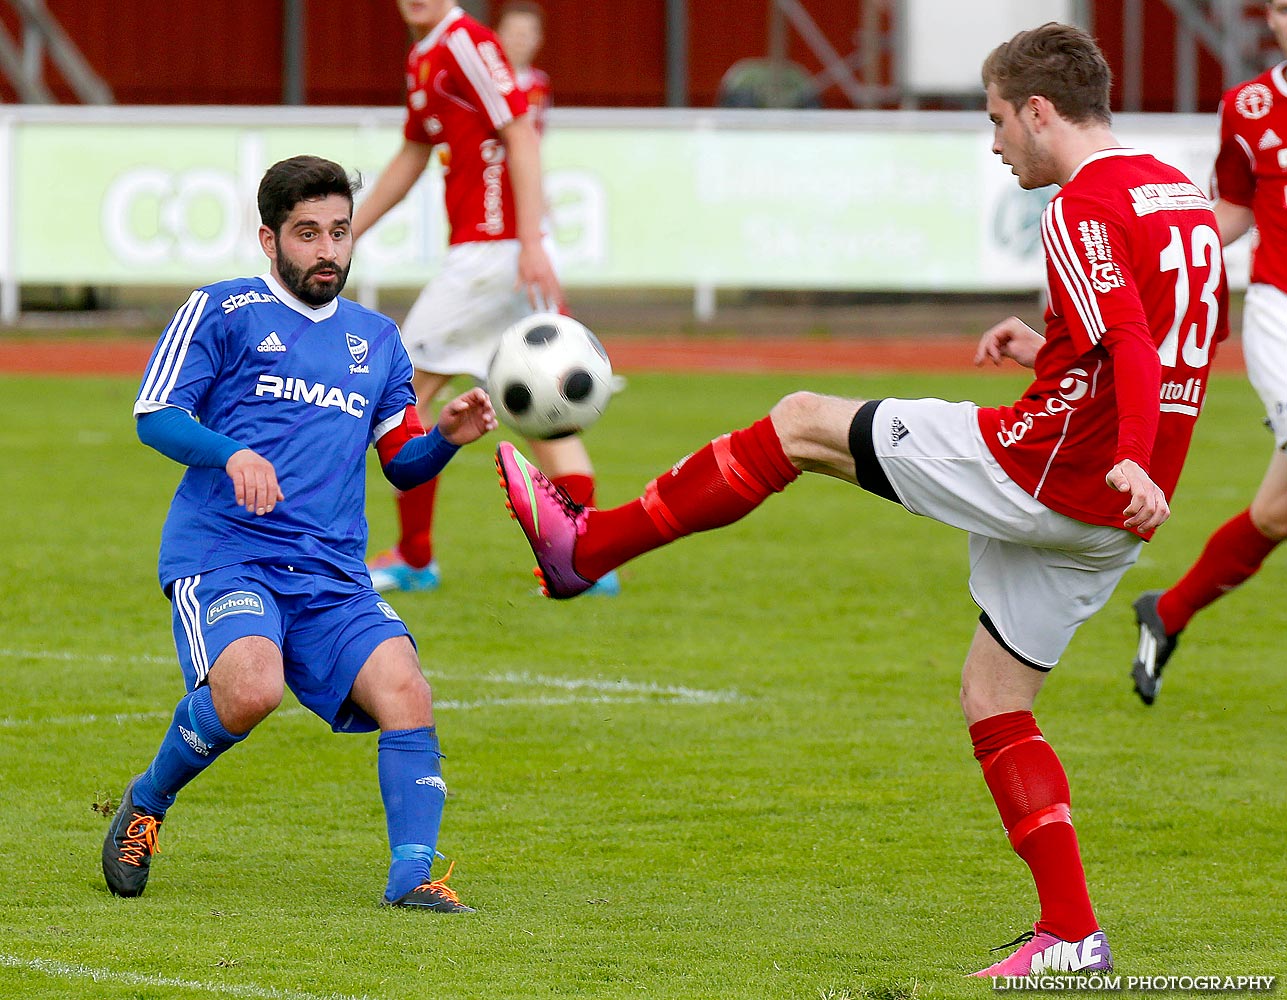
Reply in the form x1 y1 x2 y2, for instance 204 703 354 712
1 365 1284 998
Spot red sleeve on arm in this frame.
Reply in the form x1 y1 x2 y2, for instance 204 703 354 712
1211 94 1255 207
375 404 426 466
1043 191 1162 471
1103 326 1161 472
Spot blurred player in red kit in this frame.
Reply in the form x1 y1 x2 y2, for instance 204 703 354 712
357 0 616 596
497 23 1228 976
496 1 551 137
1128 0 1287 703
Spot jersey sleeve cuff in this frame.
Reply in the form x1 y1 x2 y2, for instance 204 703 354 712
381 425 460 491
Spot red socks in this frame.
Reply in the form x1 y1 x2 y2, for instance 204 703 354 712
970 711 1097 941
1157 508 1279 633
395 479 438 569
552 473 595 507
574 416 800 581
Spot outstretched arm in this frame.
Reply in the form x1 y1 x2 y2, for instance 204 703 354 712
376 389 498 491
974 316 1045 369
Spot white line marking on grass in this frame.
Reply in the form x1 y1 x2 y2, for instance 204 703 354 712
0 708 175 728
0 650 744 729
0 953 380 1000
468 670 744 704
0 647 173 665
440 694 717 710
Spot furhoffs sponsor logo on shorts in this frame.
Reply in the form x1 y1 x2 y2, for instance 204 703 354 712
206 590 266 625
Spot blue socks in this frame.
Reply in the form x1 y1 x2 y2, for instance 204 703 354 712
379 726 446 901
132 685 245 816
129 698 447 902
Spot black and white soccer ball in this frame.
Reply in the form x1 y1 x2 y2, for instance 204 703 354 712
487 313 613 440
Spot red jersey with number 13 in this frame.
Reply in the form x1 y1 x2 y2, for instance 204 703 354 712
402 7 528 245
977 149 1229 540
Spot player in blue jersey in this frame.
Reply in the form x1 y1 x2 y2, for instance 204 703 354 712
102 155 496 912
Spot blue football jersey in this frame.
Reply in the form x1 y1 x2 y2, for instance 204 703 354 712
135 273 415 589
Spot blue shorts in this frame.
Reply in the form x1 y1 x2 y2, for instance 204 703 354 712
167 562 414 733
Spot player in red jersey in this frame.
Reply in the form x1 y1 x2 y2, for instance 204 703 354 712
355 0 614 595
496 1 551 138
496 23 1227 976
1128 0 1287 704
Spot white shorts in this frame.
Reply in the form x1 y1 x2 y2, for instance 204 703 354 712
1240 283 1287 449
400 240 533 379
850 397 1143 669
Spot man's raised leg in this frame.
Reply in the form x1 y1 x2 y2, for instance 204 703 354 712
496 392 865 597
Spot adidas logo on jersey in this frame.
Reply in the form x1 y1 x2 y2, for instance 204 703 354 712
1260 128 1283 151
890 417 910 447
257 332 287 353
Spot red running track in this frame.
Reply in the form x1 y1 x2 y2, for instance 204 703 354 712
0 335 1246 376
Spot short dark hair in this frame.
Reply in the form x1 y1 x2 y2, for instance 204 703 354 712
257 155 362 234
982 22 1112 126
496 0 545 26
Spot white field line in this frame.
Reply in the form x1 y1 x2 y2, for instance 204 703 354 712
0 647 174 665
0 649 743 729
0 953 379 1000
470 669 743 704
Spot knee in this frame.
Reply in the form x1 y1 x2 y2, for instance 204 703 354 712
959 683 985 727
375 670 434 730
1249 495 1287 540
400 673 434 717
216 674 283 733
959 678 1011 728
768 391 826 458
769 390 821 427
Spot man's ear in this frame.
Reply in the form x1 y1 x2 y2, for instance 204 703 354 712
258 224 277 260
1028 95 1056 129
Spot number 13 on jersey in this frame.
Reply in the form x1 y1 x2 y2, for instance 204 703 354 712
1159 223 1222 370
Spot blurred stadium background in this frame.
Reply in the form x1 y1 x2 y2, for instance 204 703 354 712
0 0 1272 335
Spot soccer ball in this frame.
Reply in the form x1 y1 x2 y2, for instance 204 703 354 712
486 313 613 440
